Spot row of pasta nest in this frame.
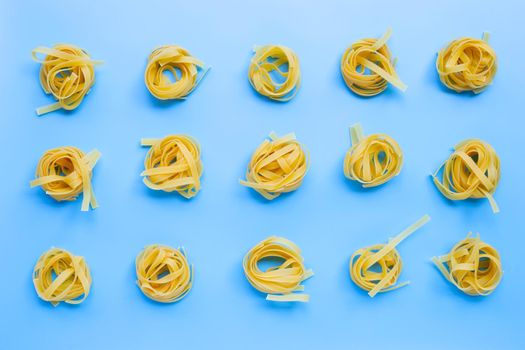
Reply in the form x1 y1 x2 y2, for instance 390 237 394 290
31 30 497 115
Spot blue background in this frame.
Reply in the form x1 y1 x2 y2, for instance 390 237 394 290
1 0 523 349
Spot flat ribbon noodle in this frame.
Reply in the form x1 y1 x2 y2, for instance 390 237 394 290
340 28 407 96
432 233 502 296
432 139 500 213
436 33 497 93
343 123 403 187
30 146 100 211
248 45 301 101
136 244 193 303
349 215 430 297
243 236 313 302
33 248 92 306
145 45 209 100
141 135 203 198
240 132 308 200
32 44 102 115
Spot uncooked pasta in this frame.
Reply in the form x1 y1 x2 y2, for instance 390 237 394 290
32 44 102 115
141 135 203 198
349 215 430 297
432 139 500 213
340 28 407 96
248 45 301 101
432 233 502 296
436 33 497 93
33 248 92 306
243 236 313 302
136 244 193 303
145 45 209 100
343 123 403 187
240 132 308 200
30 146 100 211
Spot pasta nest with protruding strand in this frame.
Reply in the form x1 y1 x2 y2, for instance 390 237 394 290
141 135 203 198
240 132 308 200
30 146 100 211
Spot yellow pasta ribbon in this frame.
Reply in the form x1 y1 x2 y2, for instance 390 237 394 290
340 28 407 96
32 44 102 116
30 146 100 211
432 139 500 213
248 45 301 101
243 236 313 302
343 123 403 187
141 135 203 198
145 45 209 100
240 132 308 200
349 215 430 297
432 233 502 296
33 248 92 306
436 33 497 93
136 244 193 303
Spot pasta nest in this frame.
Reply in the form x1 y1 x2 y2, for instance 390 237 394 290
30 146 100 211
136 245 193 303
436 33 497 93
340 28 407 96
432 139 500 213
33 248 92 306
248 45 301 101
240 132 308 200
145 45 208 100
432 234 502 296
349 215 430 297
32 44 102 115
343 123 403 187
141 135 203 198
243 236 313 302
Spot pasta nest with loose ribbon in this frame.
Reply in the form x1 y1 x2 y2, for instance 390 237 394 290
248 45 301 101
340 28 407 96
32 44 102 116
240 132 308 200
436 33 497 93
349 215 430 297
343 123 403 187
432 139 500 213
243 236 313 302
432 233 502 296
33 248 92 306
141 135 203 198
145 45 209 100
30 146 100 211
136 244 193 303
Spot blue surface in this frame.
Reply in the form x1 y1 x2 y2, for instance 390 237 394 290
0 0 523 349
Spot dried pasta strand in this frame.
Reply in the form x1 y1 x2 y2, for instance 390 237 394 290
32 44 102 115
136 245 193 303
141 135 203 198
432 139 500 213
145 45 209 100
33 248 92 306
436 33 497 93
243 236 313 302
248 45 301 101
340 28 407 96
30 146 100 211
349 215 430 297
432 233 502 296
240 132 309 200
343 123 403 187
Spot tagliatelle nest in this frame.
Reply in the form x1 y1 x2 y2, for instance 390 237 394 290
240 132 308 200
436 33 497 93
432 233 502 296
243 236 313 302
